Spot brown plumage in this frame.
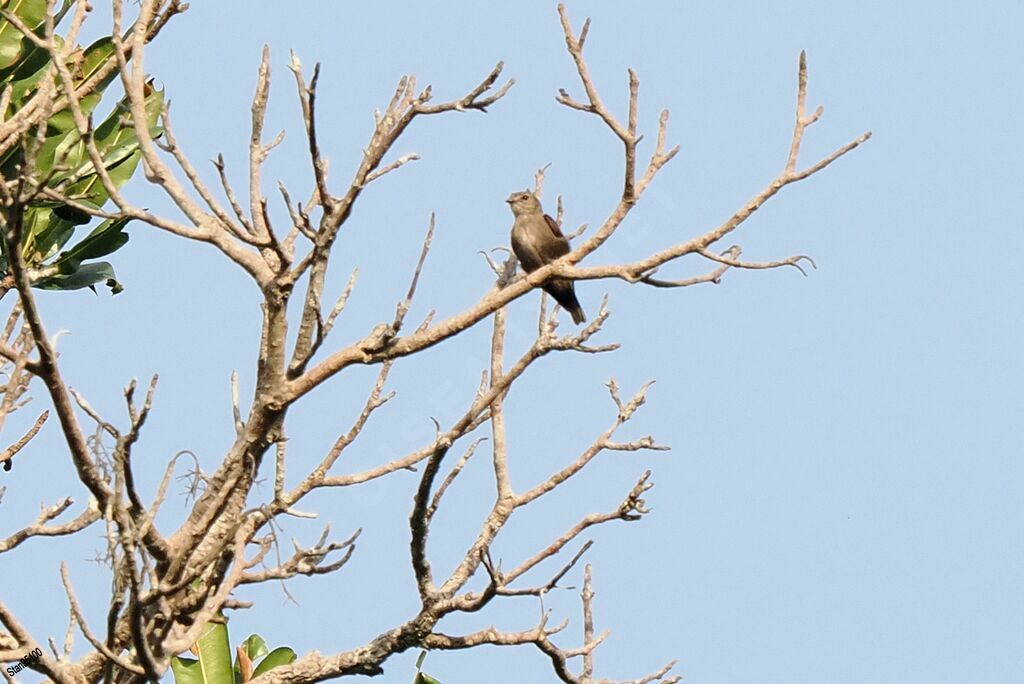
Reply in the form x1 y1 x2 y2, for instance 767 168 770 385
506 190 586 325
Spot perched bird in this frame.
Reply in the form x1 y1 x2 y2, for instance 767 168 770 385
506 190 586 324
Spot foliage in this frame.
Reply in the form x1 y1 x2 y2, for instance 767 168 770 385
169 621 297 684
413 651 443 684
0 0 163 293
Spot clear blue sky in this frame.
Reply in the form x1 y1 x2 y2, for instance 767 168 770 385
3 1 1022 683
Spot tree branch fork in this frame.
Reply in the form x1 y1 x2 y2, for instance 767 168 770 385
0 2 867 683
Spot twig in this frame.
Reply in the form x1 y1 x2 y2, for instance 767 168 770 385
0 498 100 554
392 214 436 334
0 410 47 471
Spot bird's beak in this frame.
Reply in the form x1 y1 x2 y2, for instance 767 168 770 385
504 197 514 204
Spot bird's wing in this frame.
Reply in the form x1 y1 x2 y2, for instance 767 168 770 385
542 214 571 259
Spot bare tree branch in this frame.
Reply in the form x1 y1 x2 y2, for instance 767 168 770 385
0 410 47 471
0 3 868 682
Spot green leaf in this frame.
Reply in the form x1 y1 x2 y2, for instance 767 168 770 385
166 621 234 684
236 635 269 665
171 656 205 684
0 0 47 70
46 90 101 133
35 126 83 177
52 200 98 225
69 140 140 192
30 217 75 264
0 0 46 27
102 145 140 188
251 647 296 678
34 260 117 291
69 84 162 202
93 82 165 156
47 37 116 131
79 36 115 83
18 205 48 261
2 40 51 104
51 216 130 274
234 634 269 684
20 206 75 265
143 81 165 133
50 0 73 28
415 673 443 684
197 621 234 684
92 98 131 148
413 651 442 684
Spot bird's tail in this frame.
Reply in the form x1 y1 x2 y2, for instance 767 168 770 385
545 279 586 325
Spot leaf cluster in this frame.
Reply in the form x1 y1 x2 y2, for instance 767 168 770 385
170 622 297 684
0 0 162 292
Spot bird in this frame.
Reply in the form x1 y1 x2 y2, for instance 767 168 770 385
506 190 586 325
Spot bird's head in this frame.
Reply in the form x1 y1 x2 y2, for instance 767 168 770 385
505 190 541 216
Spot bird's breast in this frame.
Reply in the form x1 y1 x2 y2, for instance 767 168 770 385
511 219 545 272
